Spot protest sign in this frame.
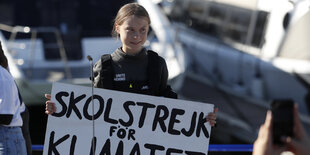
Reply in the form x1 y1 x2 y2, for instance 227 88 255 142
43 82 214 155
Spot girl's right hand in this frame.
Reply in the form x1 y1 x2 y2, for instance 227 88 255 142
45 94 56 115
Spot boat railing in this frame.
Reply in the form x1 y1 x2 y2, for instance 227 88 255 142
0 23 72 79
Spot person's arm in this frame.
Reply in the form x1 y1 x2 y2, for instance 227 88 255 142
158 57 168 93
284 104 310 155
20 105 32 155
158 58 177 99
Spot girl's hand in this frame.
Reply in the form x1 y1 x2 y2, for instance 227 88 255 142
45 94 56 115
206 107 218 127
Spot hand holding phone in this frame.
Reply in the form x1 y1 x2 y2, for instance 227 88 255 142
271 99 294 145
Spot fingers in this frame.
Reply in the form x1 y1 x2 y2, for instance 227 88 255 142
257 111 272 140
206 107 218 127
264 111 272 140
253 124 270 155
45 94 55 115
253 111 287 155
45 94 51 100
45 100 56 115
207 119 216 127
265 110 272 129
206 114 216 121
257 124 266 139
207 107 218 119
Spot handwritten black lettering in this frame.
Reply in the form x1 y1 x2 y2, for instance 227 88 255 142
144 143 165 155
49 90 212 155
136 102 156 128
152 105 169 132
168 108 185 135
167 148 183 154
69 135 77 155
110 125 136 140
104 98 118 124
89 137 97 155
48 131 70 155
181 112 197 137
128 129 136 140
110 126 117 137
119 101 135 127
130 143 140 155
52 92 69 117
115 140 123 155
117 128 126 139
196 112 209 138
99 138 111 155
83 95 104 120
66 92 86 119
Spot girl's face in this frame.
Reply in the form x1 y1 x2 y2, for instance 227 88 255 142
116 15 149 55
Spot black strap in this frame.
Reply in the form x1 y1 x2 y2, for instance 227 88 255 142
147 50 160 96
100 54 114 89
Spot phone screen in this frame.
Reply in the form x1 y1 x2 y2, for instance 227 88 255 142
271 99 294 145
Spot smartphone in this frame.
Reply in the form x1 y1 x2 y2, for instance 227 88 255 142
271 99 294 145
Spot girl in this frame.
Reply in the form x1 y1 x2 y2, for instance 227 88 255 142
93 2 177 98
46 2 217 126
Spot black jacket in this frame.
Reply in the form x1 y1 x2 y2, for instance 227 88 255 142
93 48 177 98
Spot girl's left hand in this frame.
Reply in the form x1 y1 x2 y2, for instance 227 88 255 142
206 107 218 127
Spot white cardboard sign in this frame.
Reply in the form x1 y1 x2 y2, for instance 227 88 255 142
43 82 214 155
